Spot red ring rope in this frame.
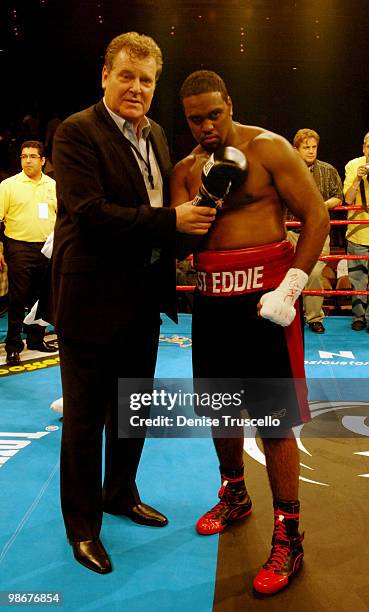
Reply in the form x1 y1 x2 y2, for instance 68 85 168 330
176 215 369 295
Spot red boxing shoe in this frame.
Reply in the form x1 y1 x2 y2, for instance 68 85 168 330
196 476 252 535
253 510 304 595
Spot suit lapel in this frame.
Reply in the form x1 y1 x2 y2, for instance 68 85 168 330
149 121 172 208
149 128 166 175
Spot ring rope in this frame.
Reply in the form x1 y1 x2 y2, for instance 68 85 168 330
287 220 369 226
177 215 369 295
304 290 369 295
320 255 369 260
176 286 369 295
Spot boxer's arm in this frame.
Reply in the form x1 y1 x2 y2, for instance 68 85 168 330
170 159 192 207
253 133 330 275
171 159 212 259
253 133 329 326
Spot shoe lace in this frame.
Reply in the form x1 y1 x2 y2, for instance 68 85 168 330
204 481 231 519
206 498 229 519
205 476 246 520
264 514 290 570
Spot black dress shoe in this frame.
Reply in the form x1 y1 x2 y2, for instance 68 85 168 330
6 351 20 365
352 320 366 331
104 502 168 527
71 538 112 574
27 340 58 352
308 322 325 334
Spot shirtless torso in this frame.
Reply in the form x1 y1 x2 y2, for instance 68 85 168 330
171 120 329 274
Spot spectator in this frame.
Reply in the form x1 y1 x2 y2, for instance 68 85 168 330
343 131 369 331
0 140 57 364
288 128 343 333
21 110 40 140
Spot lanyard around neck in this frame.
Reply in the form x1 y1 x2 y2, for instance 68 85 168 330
127 137 154 189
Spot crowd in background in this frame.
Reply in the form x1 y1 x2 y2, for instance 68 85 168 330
0 110 62 182
0 112 369 338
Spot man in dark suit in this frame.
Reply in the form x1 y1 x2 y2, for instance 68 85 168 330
52 32 215 574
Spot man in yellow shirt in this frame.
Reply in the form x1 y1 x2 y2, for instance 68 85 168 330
344 132 369 331
0 140 57 364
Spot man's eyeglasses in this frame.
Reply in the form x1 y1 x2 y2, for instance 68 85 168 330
20 154 41 160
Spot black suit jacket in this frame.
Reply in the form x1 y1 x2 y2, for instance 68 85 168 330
52 100 177 343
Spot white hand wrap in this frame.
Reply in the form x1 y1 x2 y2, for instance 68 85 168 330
259 268 308 327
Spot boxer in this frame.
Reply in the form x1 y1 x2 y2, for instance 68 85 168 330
171 70 329 595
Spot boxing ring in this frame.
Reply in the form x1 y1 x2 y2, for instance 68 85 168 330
0 211 369 610
172 208 369 610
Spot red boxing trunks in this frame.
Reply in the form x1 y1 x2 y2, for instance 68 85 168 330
194 240 294 297
192 241 310 433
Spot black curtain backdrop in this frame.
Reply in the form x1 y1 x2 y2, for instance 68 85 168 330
0 0 368 176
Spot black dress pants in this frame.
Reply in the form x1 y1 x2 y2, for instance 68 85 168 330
4 237 48 353
58 314 160 542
